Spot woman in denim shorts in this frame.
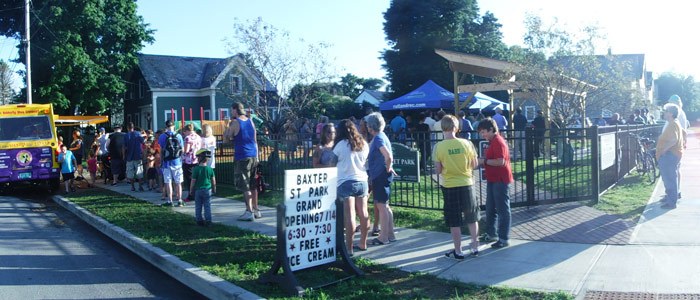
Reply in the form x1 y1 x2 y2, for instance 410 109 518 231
333 120 370 255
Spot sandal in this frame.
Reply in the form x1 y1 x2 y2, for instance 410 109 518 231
370 238 386 246
353 244 367 251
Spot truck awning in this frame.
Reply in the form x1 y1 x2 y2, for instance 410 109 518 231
55 115 109 127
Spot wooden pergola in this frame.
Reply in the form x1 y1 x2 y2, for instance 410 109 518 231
434 49 595 128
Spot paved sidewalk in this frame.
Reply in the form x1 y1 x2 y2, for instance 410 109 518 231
83 128 700 299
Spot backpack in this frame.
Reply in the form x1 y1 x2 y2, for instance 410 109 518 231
163 132 183 161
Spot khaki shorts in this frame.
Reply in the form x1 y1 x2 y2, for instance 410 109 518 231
234 157 258 192
126 160 144 179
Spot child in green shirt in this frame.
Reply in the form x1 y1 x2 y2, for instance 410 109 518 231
190 149 216 226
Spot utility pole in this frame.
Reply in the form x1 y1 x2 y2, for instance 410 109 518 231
25 0 32 104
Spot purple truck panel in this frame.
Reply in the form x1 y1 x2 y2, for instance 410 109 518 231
0 147 59 183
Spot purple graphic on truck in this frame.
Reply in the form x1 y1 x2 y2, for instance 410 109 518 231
0 147 58 183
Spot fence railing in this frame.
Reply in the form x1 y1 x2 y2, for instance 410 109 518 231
214 124 661 210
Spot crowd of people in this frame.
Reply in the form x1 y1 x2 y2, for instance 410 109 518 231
55 94 687 258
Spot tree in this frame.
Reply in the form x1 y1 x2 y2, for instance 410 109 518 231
382 0 508 97
226 17 337 131
0 0 153 114
0 60 14 104
654 73 699 115
337 73 384 99
505 15 645 128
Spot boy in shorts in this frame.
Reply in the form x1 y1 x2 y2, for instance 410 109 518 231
58 144 78 193
433 114 480 259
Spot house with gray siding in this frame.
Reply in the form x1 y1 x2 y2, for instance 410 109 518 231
124 53 276 130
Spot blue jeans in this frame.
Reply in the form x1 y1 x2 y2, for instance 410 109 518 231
195 188 212 222
485 182 511 242
658 152 681 205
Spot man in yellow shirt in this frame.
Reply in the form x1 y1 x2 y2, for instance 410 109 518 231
656 103 684 209
433 115 480 259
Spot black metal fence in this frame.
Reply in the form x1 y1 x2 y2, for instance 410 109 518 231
214 124 661 210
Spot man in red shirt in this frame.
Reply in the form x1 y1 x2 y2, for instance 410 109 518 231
477 118 513 248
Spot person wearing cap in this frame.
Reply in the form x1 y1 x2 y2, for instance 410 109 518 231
190 149 216 226
657 103 684 209
226 102 260 221
666 95 689 200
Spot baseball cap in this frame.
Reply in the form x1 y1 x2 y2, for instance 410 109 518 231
99 127 105 132
195 149 212 158
668 94 682 104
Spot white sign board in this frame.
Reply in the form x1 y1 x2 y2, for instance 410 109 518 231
600 133 616 170
284 168 337 271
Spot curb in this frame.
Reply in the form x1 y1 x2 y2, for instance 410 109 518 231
52 195 264 300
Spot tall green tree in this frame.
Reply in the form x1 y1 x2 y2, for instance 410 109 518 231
0 59 14 104
338 73 384 99
0 0 153 114
382 0 507 97
654 73 698 115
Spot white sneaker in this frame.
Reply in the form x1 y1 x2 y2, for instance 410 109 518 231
238 210 254 221
253 209 262 219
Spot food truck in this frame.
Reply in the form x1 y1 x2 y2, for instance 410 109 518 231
0 104 61 191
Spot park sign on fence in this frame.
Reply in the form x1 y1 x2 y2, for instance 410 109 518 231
260 167 361 296
392 143 420 182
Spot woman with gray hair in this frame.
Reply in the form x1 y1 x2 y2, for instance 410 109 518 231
365 112 397 245
656 103 684 209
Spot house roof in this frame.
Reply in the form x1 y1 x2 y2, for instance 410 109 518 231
137 54 276 91
365 90 386 100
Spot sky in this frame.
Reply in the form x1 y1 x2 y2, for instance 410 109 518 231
2 0 700 91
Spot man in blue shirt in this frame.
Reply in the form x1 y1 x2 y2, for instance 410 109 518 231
227 102 260 221
389 111 407 143
159 120 185 206
125 122 145 192
492 108 508 132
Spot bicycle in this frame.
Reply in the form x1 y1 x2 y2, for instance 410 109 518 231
630 133 657 184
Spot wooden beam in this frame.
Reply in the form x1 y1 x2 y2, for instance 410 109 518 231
457 82 522 93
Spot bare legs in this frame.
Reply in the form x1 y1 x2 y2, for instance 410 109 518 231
344 196 369 253
375 202 395 243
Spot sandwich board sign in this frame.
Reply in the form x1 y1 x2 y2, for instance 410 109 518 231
259 167 361 296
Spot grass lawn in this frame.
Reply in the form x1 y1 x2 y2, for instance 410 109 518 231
65 189 571 300
592 172 657 221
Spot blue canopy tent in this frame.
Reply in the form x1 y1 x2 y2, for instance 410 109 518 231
379 80 509 112
379 80 467 111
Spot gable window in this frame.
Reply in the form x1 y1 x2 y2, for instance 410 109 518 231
229 76 242 94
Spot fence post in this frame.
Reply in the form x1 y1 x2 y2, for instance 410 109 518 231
525 127 536 206
589 126 600 204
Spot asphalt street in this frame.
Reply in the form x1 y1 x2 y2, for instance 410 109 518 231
0 188 205 300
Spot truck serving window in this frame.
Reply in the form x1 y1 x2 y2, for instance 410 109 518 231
0 116 54 141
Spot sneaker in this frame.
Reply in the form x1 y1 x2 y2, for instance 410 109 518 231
479 233 498 243
491 241 509 249
445 250 465 260
177 200 185 207
253 209 262 219
161 201 173 207
470 249 479 257
238 210 255 221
